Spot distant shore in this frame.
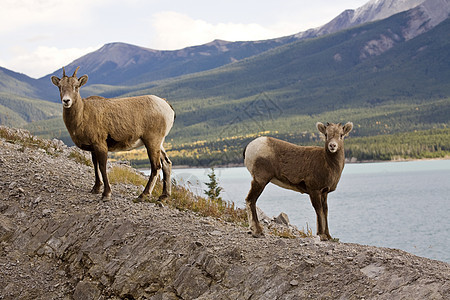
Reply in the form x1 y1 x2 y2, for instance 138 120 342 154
150 156 450 170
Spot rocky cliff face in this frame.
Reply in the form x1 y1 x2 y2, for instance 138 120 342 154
1 127 449 299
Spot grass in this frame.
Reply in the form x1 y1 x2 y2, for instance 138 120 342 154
107 165 249 226
108 165 147 186
68 151 93 167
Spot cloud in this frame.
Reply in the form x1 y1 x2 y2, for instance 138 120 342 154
0 0 103 33
151 11 299 50
5 46 98 78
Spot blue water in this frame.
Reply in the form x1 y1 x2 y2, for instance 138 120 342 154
145 160 450 263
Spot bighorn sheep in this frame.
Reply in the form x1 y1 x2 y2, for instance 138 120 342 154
51 67 175 200
243 122 353 240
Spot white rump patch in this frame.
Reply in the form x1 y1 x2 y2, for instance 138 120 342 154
244 137 273 173
151 95 175 136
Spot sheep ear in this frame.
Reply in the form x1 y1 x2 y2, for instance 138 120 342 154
343 122 353 136
51 76 60 86
78 75 88 87
316 122 327 135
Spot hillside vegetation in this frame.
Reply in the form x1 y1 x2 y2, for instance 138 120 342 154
0 93 60 127
110 127 450 168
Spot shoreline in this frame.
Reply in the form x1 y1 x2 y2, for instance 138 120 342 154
164 156 450 170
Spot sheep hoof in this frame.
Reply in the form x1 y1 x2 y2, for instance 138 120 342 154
137 193 153 203
102 193 111 201
248 230 265 238
90 186 102 194
319 234 332 241
136 194 147 201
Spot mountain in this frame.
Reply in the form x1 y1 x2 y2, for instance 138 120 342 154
0 92 60 128
0 67 48 99
119 5 450 141
0 68 60 127
295 0 428 38
38 0 436 91
41 39 298 87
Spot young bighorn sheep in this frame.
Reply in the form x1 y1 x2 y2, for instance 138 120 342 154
51 67 175 200
243 122 353 240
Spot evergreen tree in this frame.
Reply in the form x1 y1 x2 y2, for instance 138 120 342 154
204 168 223 201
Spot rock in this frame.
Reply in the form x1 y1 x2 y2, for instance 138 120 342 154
256 206 271 223
274 212 290 226
209 230 223 236
0 215 15 243
73 279 101 300
360 264 385 279
42 209 52 217
290 279 299 286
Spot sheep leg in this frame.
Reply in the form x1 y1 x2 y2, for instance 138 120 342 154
159 149 172 200
139 147 161 200
90 151 103 194
245 179 266 237
321 192 332 240
93 146 111 200
309 191 330 241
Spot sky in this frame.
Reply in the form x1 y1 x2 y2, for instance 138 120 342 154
0 0 369 79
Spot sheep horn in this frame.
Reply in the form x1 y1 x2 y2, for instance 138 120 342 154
72 66 80 77
62 67 66 77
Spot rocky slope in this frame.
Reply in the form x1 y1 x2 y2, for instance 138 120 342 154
1 127 449 300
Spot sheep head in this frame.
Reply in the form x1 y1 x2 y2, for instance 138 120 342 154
316 122 353 153
51 66 88 109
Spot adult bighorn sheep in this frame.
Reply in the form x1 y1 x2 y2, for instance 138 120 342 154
243 122 353 240
51 67 175 200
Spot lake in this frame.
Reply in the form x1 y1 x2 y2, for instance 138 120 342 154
145 160 450 263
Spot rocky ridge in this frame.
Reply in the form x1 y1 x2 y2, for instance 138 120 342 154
0 127 449 299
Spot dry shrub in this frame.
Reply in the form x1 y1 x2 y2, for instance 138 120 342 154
68 151 92 166
107 165 247 226
108 165 147 186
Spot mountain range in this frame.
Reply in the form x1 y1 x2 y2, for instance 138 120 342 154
0 0 449 149
41 0 441 88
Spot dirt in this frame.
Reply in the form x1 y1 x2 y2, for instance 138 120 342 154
0 126 449 299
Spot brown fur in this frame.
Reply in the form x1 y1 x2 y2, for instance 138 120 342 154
243 122 353 240
51 67 175 200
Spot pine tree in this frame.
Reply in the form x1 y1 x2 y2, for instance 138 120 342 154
204 168 223 201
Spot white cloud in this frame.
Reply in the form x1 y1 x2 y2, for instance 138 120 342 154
151 11 300 50
5 46 98 78
0 0 96 33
